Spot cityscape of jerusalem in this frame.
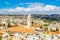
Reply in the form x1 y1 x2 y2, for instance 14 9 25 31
0 14 60 40
0 0 60 40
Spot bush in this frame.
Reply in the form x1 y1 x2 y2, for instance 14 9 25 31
0 37 2 40
56 28 59 31
43 24 48 26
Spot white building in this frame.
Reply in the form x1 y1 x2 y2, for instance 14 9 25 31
13 33 20 40
2 32 10 40
27 14 32 28
27 34 39 40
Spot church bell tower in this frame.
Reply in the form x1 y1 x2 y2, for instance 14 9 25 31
27 14 32 28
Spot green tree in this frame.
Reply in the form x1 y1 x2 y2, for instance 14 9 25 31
7 22 11 27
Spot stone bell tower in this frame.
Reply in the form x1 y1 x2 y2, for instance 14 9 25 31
27 14 32 28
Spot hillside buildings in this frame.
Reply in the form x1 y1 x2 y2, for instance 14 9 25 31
0 14 60 40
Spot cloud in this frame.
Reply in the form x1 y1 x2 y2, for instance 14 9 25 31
0 3 60 14
44 5 56 11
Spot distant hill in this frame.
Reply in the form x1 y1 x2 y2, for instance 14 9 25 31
0 14 60 21
0 14 5 16
31 14 60 21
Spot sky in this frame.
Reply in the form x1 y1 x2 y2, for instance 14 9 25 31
0 0 60 14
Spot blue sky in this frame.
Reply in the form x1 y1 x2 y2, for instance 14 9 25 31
0 0 60 9
0 0 60 14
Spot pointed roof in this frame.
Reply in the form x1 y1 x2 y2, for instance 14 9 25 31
28 14 31 18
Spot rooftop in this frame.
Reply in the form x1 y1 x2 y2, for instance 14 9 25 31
0 26 36 34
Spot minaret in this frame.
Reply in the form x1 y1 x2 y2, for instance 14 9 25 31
27 14 32 28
